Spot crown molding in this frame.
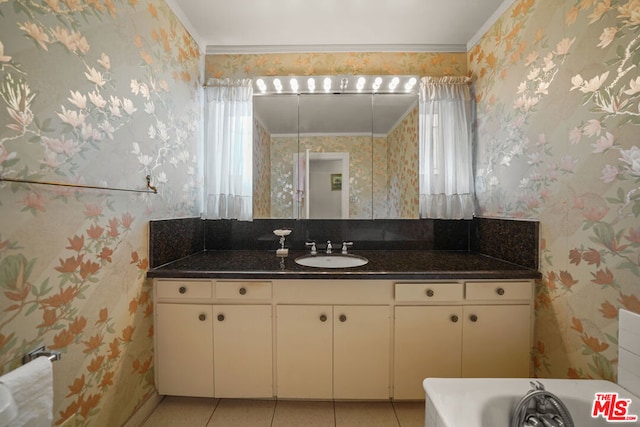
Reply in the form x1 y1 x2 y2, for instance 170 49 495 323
467 0 516 50
205 43 467 55
164 0 205 54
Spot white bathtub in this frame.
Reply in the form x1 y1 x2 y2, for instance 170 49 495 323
423 377 640 427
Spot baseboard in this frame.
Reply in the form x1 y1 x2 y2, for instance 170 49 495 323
123 391 163 427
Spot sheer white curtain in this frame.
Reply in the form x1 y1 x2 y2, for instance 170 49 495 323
204 78 253 220
419 76 475 219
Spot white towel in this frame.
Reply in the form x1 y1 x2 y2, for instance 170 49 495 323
0 356 53 427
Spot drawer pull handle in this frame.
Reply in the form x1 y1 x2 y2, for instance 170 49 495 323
319 314 327 322
217 314 225 322
426 289 435 297
450 315 459 323
239 287 247 295
339 314 347 322
469 314 478 322
179 286 187 294
496 287 505 295
198 314 206 321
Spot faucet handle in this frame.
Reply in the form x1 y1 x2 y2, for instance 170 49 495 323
341 241 353 254
305 241 317 255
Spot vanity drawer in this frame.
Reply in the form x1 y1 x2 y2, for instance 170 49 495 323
465 281 532 301
215 281 272 300
395 282 463 302
155 280 213 300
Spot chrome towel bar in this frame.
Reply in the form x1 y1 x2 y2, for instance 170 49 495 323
22 346 61 365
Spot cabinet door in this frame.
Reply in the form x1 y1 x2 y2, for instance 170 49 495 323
213 305 273 398
276 305 333 398
393 306 462 399
461 305 531 377
334 305 391 399
155 304 214 397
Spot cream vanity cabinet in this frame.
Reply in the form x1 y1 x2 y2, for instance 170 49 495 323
276 304 391 399
154 280 273 398
154 278 533 400
393 281 533 400
155 302 214 397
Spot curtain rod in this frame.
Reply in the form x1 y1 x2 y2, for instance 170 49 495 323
0 175 158 194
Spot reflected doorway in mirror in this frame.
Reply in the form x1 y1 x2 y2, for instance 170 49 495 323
293 152 350 219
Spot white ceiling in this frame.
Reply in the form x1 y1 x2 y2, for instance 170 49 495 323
167 0 514 54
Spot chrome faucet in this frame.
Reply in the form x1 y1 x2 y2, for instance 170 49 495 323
341 242 353 254
326 240 332 254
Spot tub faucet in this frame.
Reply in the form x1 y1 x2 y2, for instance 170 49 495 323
326 241 332 254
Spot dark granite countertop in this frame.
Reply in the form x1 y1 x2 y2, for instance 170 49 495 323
147 250 541 280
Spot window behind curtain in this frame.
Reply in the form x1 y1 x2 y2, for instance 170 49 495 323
203 79 253 220
419 76 475 219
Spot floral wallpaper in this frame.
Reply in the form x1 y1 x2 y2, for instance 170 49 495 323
470 0 639 380
253 117 271 218
205 52 467 80
0 0 200 425
386 106 419 219
373 136 389 218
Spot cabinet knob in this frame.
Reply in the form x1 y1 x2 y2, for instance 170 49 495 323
239 287 247 295
319 314 327 322
217 314 225 322
339 314 347 322
198 313 206 321
426 289 434 297
496 287 505 296
179 286 187 294
450 314 459 323
469 314 478 322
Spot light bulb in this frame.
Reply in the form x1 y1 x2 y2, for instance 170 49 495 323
273 78 282 92
404 77 417 92
389 77 400 91
323 77 332 92
372 77 382 91
256 78 267 93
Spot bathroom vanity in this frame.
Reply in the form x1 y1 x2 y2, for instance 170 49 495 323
148 249 539 400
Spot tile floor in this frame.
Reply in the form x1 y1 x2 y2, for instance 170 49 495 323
141 397 425 427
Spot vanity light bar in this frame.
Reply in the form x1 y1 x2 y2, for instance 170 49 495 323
253 75 420 95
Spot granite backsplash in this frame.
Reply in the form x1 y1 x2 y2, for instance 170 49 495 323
149 217 539 271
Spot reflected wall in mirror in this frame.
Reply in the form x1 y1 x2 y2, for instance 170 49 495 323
253 76 419 220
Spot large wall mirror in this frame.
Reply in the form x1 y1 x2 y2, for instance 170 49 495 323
253 76 419 220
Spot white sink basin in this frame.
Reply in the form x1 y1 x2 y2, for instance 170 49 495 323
295 254 368 268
